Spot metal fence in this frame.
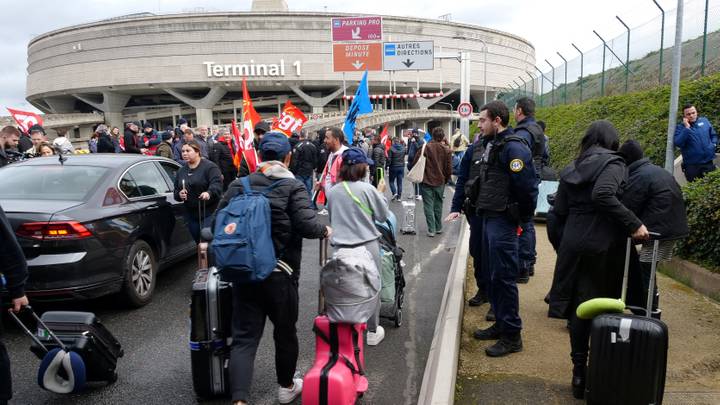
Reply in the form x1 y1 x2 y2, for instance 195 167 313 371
500 0 720 107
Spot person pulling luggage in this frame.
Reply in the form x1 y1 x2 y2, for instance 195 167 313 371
214 132 331 405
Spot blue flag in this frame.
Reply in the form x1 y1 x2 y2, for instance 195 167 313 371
343 71 372 145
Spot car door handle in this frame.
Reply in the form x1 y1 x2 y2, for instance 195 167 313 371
146 205 159 211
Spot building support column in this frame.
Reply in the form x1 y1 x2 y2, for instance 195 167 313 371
72 91 131 130
165 87 227 128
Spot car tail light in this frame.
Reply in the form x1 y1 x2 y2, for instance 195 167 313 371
103 187 127 206
16 221 93 240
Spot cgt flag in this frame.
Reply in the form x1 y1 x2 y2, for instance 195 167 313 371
379 123 391 155
241 78 261 173
7 108 43 133
342 71 372 145
271 100 308 137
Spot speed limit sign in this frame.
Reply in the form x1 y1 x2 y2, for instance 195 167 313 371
457 102 473 118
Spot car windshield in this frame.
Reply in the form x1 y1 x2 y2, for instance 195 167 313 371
0 165 109 201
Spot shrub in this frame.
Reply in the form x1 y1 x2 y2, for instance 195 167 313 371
676 170 720 273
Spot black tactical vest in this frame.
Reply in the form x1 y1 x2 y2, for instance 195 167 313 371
474 135 526 213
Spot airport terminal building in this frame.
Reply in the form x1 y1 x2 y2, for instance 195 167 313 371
25 0 535 133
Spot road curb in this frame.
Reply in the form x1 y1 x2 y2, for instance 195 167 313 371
417 221 470 405
661 258 720 302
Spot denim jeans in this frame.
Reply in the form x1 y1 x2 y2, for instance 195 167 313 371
388 166 404 197
295 175 316 209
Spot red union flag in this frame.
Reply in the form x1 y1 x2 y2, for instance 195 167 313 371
7 108 43 133
271 100 308 137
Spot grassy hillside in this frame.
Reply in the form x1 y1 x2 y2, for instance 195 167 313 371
536 71 720 171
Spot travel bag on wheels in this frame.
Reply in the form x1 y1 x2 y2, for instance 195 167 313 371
303 238 369 405
585 236 668 405
25 309 123 384
190 240 233 399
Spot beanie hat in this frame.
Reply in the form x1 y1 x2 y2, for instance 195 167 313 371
618 140 644 165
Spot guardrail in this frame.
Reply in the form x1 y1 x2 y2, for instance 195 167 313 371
417 221 470 405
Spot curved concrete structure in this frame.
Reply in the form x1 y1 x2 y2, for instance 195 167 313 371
26 10 535 129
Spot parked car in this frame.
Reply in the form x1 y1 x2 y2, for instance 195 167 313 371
0 154 196 307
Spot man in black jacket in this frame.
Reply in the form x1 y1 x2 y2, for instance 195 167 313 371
289 130 318 208
123 121 145 154
210 128 237 190
0 204 30 405
370 134 387 187
96 124 116 153
618 140 688 311
216 132 330 405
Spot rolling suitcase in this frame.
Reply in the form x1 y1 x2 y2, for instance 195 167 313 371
27 310 123 383
585 237 668 405
302 238 369 405
401 201 416 234
190 241 233 399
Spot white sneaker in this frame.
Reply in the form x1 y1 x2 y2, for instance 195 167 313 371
317 208 328 216
366 325 385 346
415 195 422 201
278 377 303 404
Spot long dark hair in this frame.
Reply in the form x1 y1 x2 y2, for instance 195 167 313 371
578 120 619 157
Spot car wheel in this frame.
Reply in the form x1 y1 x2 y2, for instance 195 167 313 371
121 240 156 307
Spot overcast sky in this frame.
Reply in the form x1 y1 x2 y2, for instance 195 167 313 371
0 0 689 112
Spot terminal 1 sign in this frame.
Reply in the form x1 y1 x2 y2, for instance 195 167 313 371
203 60 303 78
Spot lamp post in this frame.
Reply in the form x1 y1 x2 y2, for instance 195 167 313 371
557 52 568 104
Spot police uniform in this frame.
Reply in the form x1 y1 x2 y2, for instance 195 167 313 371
471 128 538 356
513 117 545 281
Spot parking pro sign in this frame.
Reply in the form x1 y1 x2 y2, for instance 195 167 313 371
383 41 434 71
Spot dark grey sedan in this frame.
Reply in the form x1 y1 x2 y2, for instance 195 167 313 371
0 154 196 307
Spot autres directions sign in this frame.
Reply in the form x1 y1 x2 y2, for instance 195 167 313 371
383 41 434 71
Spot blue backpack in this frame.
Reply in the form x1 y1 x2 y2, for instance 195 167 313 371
212 176 286 283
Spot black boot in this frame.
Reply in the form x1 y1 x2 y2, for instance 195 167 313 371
528 265 535 276
468 290 488 307
485 307 495 322
473 323 500 340
571 363 586 399
485 333 523 357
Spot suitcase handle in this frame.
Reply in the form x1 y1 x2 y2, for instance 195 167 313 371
8 306 68 352
620 232 661 319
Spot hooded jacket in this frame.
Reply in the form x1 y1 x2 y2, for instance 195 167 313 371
0 205 27 299
621 158 688 240
214 162 326 276
387 142 406 168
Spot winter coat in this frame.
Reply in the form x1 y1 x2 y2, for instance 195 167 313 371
290 140 318 177
621 158 689 241
18 134 33 153
173 158 223 214
406 137 425 170
155 141 173 159
0 205 28 299
674 117 718 165
371 144 387 169
387 142 406 168
547 145 642 318
97 133 115 153
412 140 452 187
123 129 142 154
210 139 236 188
214 170 326 276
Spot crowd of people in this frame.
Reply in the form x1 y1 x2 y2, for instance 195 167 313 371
1 96 717 405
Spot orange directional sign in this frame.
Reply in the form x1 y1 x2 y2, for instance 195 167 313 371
333 43 383 72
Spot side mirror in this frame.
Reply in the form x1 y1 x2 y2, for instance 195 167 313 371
200 227 213 242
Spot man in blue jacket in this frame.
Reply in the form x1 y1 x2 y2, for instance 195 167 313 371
674 104 718 182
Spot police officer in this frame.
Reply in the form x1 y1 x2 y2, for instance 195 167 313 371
512 97 545 283
469 101 538 357
445 127 494 322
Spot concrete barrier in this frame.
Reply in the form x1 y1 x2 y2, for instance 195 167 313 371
661 258 720 302
417 221 470 405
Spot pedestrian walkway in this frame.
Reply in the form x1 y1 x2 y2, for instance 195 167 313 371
456 224 720 405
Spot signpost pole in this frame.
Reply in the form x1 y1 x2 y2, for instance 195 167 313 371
460 51 471 139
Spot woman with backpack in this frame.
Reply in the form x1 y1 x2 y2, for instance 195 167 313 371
173 140 223 243
326 147 390 346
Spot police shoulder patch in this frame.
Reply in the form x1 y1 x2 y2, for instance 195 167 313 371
509 159 524 172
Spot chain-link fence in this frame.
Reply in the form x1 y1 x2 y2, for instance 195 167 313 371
500 0 720 107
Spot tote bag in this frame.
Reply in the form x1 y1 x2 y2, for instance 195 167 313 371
406 143 427 183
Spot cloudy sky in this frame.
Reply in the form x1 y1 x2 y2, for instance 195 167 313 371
0 0 692 112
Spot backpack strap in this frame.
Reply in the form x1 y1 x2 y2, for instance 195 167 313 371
342 181 373 216
240 175 290 196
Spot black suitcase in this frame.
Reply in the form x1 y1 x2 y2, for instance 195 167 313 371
189 242 233 399
29 311 123 383
585 237 668 405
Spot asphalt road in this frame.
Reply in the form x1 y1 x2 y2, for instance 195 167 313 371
3 185 460 405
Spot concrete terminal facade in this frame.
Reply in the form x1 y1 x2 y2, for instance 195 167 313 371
25 1 535 133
